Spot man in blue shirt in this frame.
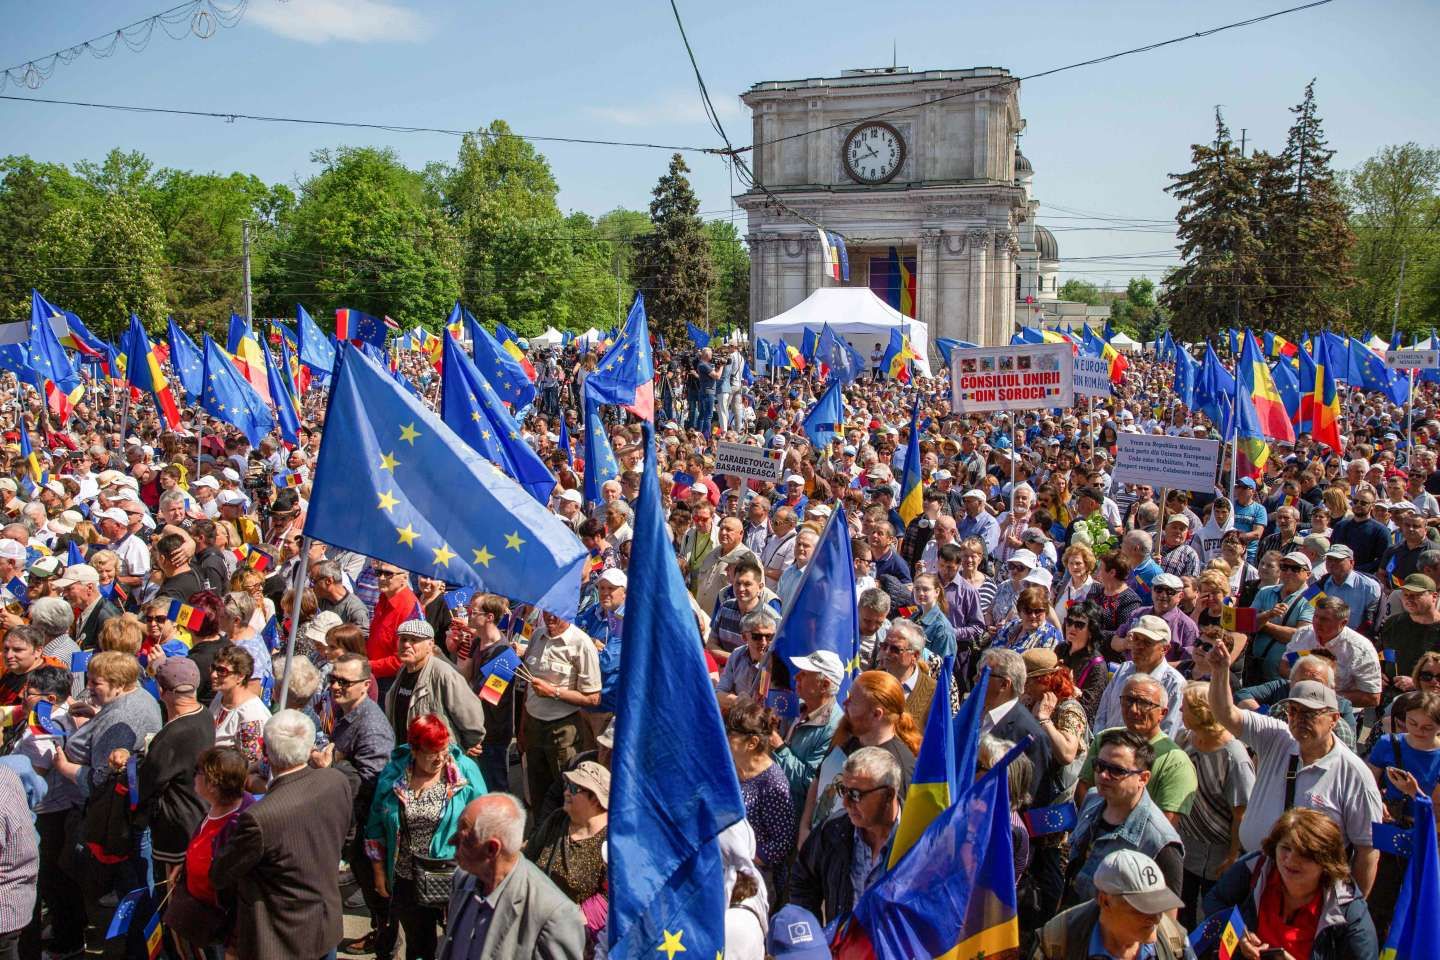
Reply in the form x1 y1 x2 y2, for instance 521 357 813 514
1231 478 1268 562
1250 551 1316 682
955 488 999 557
1315 544 1382 632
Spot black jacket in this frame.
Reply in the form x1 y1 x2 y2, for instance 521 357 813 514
136 707 215 858
194 546 231 595
991 700 1058 805
790 814 872 925
77 598 121 649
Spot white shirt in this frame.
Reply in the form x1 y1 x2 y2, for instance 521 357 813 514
979 697 1019 741
1285 625 1382 696
111 532 151 580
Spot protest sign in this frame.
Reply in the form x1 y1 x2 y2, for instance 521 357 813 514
1073 354 1112 399
1112 433 1221 494
950 342 1074 414
715 440 786 483
1389 349 1440 371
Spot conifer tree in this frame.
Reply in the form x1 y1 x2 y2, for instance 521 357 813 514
633 154 714 341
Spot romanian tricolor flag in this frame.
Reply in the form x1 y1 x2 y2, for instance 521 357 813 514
1239 332 1295 444
18 418 46 492
897 401 924 527
495 322 537 381
226 314 271 403
121 315 181 429
784 342 806 371
886 246 917 318
1232 374 1271 482
1310 332 1345 455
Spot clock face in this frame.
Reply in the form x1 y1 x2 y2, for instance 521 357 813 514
843 122 905 184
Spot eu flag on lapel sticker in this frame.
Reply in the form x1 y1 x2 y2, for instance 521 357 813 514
303 343 587 619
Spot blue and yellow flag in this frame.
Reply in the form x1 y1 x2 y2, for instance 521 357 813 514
464 309 537 411
1232 368 1271 482
889 656 956 867
295 303 335 378
685 320 710 349
18 418 46 493
26 290 85 423
304 343 586 618
1382 793 1440 959
607 423 745 960
837 741 1022 960
801 379 845 449
440 334 556 505
201 335 274 447
897 400 924 527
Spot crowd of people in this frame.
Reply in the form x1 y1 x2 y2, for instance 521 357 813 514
0 327 1438 960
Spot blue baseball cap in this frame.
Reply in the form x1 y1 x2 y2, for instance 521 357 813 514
1236 477 1256 489
768 905 830 959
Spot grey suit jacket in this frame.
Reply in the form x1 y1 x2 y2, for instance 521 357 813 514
438 857 586 960
383 655 486 752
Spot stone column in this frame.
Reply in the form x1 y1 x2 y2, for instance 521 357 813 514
916 228 941 331
746 231 763 330
967 228 990 345
992 230 1019 346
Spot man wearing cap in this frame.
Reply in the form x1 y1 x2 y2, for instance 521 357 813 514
1231 478 1268 563
54 562 119 649
192 474 221 518
1378 573 1440 679
1202 639 1382 894
1119 572 1199 661
135 657 215 883
553 487 585 533
1156 514 1201 580
1035 849 1193 959
773 651 844 806
955 488 999 557
1281 596 1382 708
1094 616 1186 737
386 619 485 753
96 505 150 590
1250 551 1317 683
1311 542 1381 633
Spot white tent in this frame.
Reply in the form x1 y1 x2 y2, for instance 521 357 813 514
1109 332 1141 354
752 288 933 378
531 326 564 347
575 327 602 348
1368 334 1390 352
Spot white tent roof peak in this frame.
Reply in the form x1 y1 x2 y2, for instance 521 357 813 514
752 287 933 378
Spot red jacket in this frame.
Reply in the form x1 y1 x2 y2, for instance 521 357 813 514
369 587 421 679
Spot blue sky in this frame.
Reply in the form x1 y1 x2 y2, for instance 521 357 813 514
3 0 1436 291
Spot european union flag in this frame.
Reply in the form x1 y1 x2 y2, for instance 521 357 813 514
1172 341 1199 410
582 396 619 505
818 323 861 384
685 321 711 349
557 413 574 467
1021 801 1079 837
66 540 85 566
296 304 335 378
607 422 746 960
262 336 301 447
1195 342 1235 438
1350 337 1408 405
166 316 204 401
440 334 556 505
1383 793 1440 959
772 507 860 692
465 309 537 410
25 290 84 420
304 344 586 618
586 295 655 421
800 326 818 363
334 308 391 347
200 335 275 447
1270 356 1301 424
835 743 1022 960
801 378 845 449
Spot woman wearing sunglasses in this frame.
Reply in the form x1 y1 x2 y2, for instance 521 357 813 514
208 645 268 766
1054 601 1109 724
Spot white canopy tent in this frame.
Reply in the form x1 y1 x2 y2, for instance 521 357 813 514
1109 332 1141 354
575 327 603 348
531 326 564 347
752 288 933 378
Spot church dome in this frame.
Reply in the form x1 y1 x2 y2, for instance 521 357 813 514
1014 149 1033 178
1035 224 1059 261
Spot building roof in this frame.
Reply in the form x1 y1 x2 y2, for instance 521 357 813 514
1014 150 1033 177
1035 224 1059 262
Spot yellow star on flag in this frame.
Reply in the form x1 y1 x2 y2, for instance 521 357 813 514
432 544 457 567
504 531 525 551
399 422 421 445
396 524 420 547
657 930 686 960
471 412 482 422
379 451 400 472
376 490 400 512
472 546 494 567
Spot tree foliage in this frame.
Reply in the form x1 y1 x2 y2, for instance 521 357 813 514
1343 143 1440 335
1058 279 1103 305
706 219 749 334
633 154 714 341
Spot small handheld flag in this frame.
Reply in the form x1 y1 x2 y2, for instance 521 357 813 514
167 600 207 632
1218 905 1247 960
1021 802 1078 837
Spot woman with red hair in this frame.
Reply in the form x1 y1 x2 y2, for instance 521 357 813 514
364 714 487 960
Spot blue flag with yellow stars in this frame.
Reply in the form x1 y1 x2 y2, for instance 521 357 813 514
262 335 301 447
463 308 537 410
201 335 274 447
607 421 745 960
439 334 556 505
582 395 618 505
166 316 204 401
304 343 586 619
772 506 861 696
557 413 573 467
295 303 335 379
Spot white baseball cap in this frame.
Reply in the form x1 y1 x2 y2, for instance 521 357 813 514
53 562 100 588
789 650 845 688
1092 850 1184 914
193 476 220 490
597 568 628 589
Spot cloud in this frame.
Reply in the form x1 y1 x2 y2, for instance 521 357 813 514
247 0 428 44
587 91 745 128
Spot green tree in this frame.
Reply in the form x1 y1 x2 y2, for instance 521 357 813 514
1058 279 1103 305
595 207 652 318
706 219 749 333
1257 81 1355 335
1344 143 1440 336
1162 110 1270 342
561 212 625 331
633 154 714 341
0 156 87 319
29 193 170 336
256 146 461 329
1109 277 1162 340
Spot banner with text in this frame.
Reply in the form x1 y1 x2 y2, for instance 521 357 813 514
1113 433 1222 494
1073 354 1112 399
950 342 1074 414
715 440 786 483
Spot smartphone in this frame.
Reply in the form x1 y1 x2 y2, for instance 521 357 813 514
1259 950 1286 960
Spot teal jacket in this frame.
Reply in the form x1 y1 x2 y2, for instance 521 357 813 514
773 700 842 805
364 743 487 883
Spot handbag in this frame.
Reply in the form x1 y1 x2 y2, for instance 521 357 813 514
412 854 457 907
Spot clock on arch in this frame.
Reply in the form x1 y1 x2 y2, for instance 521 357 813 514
842 121 905 184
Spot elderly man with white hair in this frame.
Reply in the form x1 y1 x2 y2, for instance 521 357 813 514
210 709 355 960
977 647 1055 804
1094 615 1187 737
1078 674 1198 825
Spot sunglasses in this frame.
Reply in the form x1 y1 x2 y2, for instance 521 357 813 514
1280 564 1306 573
1418 671 1440 684
749 632 776 642
1065 618 1088 629
328 676 366 689
836 782 891 804
143 616 169 624
375 570 405 580
210 666 232 678
1093 758 1143 780
1151 586 1178 596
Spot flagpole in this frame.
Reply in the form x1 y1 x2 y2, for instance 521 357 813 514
274 535 312 709
1406 366 1416 469
1228 344 1239 495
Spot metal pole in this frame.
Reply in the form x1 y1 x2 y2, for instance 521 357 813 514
1010 416 1018 515
242 221 254 325
274 535 313 709
1406 367 1416 469
1390 252 1408 345
117 387 133 443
